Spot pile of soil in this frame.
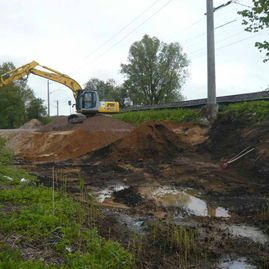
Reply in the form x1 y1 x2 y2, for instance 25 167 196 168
90 122 184 163
5 115 134 162
20 119 42 129
200 113 269 179
38 115 132 133
113 187 143 207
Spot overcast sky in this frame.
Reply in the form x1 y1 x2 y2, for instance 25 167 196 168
1 0 268 115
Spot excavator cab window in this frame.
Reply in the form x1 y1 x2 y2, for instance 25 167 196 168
82 91 97 109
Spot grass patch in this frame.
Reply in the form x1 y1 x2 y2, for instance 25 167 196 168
115 101 269 125
221 101 269 124
150 222 200 258
0 244 57 269
0 182 131 268
113 109 199 125
0 139 132 268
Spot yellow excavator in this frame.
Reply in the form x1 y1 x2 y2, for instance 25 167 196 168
0 61 120 123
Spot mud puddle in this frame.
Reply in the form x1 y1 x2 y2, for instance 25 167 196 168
91 183 129 203
113 213 147 232
140 186 230 218
219 224 269 244
218 257 256 269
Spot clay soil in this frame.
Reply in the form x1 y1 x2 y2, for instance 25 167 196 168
3 115 269 268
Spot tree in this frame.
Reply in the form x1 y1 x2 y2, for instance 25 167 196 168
120 35 189 105
0 87 26 128
0 62 47 128
26 98 47 120
85 78 116 100
85 78 128 107
238 0 269 62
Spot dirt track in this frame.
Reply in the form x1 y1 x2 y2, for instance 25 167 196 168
2 115 269 268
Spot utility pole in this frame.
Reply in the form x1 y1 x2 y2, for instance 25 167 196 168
56 100 59 116
206 0 217 120
47 80 50 117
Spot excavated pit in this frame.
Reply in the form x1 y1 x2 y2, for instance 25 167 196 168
1 115 269 268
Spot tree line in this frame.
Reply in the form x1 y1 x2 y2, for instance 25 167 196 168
0 0 268 128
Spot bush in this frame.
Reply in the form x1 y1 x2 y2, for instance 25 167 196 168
0 138 13 165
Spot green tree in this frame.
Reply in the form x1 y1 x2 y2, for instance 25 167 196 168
238 0 269 61
0 62 47 128
85 78 116 100
85 78 128 106
120 35 189 105
26 98 47 120
0 87 26 128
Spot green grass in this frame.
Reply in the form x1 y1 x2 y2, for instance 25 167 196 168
0 139 132 268
113 109 199 125
114 101 269 125
221 101 269 124
150 222 199 257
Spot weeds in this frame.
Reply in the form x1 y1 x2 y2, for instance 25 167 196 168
113 109 199 125
150 222 201 266
221 101 269 124
0 245 57 269
0 139 132 268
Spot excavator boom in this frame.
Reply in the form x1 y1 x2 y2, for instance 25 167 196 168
0 61 82 98
0 60 120 120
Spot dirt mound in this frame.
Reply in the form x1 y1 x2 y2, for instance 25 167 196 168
200 113 269 179
39 115 133 133
20 119 42 129
111 122 184 161
89 122 184 163
4 116 134 163
38 116 68 132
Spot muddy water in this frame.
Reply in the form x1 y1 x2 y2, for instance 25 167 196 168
93 184 129 203
219 224 269 244
141 186 230 218
218 258 256 269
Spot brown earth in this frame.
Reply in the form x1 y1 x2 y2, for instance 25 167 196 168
0 115 134 162
20 119 42 129
38 114 132 133
2 115 269 268
85 122 185 163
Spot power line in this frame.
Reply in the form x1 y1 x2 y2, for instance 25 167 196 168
93 0 174 61
215 19 238 30
233 1 252 9
190 29 268 59
217 29 268 50
183 19 238 47
84 0 162 58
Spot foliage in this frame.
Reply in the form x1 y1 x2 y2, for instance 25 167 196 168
0 138 131 268
113 109 199 125
0 86 26 128
221 101 269 123
85 78 127 107
238 0 269 61
0 245 57 269
148 222 203 267
0 62 47 128
121 35 188 105
26 98 47 120
0 138 13 165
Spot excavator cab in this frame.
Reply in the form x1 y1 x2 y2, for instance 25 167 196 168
76 90 100 114
67 89 100 124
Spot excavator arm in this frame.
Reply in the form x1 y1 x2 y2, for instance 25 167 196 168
0 61 82 98
0 60 120 121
